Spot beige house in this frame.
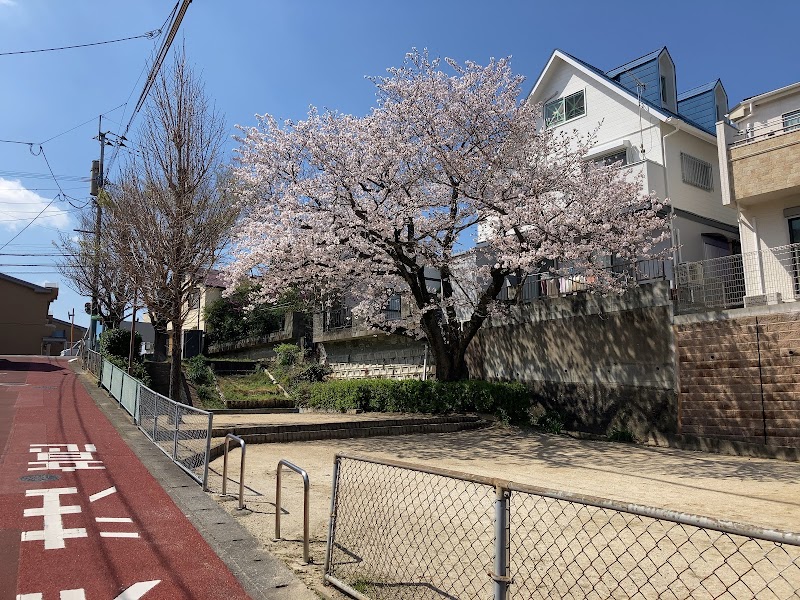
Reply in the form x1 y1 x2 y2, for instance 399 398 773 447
707 81 800 307
140 270 225 357
0 273 59 355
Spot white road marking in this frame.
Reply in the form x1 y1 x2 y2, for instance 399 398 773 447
17 581 160 600
21 488 87 549
89 486 117 503
99 532 140 538
114 581 161 600
95 517 133 523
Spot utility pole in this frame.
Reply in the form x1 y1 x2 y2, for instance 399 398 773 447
89 116 107 350
67 309 75 349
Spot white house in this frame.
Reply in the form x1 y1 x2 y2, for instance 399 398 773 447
526 47 739 270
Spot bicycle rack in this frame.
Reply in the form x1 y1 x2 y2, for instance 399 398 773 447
221 434 246 510
275 459 310 564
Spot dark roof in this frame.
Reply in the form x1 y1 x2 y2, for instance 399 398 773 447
204 268 228 288
0 272 58 294
551 49 713 136
605 48 664 78
678 80 720 101
51 317 88 333
119 321 155 343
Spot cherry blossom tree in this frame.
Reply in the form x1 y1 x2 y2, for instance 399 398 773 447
227 50 670 381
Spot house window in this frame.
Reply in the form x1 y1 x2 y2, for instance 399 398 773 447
544 90 585 127
783 109 800 132
680 152 713 191
187 289 201 310
593 149 628 167
660 76 668 104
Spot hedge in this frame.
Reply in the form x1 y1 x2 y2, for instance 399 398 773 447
305 379 531 424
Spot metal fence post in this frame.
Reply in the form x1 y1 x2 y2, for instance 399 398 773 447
134 382 140 425
493 484 511 600
153 412 158 442
202 412 213 491
324 456 341 576
172 403 180 460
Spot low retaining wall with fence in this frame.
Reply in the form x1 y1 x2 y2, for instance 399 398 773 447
325 454 800 600
83 349 213 488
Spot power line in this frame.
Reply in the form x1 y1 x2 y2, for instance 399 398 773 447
0 186 86 191
0 192 62 251
39 103 127 145
0 170 89 182
0 30 161 57
106 1 185 177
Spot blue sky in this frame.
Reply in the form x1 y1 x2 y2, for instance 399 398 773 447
1 0 798 328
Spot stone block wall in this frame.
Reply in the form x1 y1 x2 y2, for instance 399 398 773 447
676 311 800 448
319 334 434 380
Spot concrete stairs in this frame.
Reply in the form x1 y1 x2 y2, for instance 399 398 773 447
208 414 487 460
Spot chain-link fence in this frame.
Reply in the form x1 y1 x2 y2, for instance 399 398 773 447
84 348 102 378
675 242 800 314
137 384 212 486
82 355 213 489
325 454 800 600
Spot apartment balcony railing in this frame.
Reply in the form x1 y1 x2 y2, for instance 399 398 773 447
323 307 354 331
729 112 800 148
675 242 800 313
498 258 666 304
321 298 403 332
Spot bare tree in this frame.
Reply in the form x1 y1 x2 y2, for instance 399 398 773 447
56 206 133 330
107 48 235 399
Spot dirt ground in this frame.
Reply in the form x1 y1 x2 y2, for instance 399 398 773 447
205 425 800 598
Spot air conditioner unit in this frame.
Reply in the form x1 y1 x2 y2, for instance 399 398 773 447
686 262 703 284
744 294 766 307
744 292 782 307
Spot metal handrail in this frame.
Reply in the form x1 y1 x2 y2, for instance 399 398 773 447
275 459 310 564
221 434 246 510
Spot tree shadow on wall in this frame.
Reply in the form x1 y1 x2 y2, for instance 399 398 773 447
467 285 677 438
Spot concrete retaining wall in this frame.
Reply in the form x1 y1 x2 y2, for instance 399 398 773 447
466 282 677 437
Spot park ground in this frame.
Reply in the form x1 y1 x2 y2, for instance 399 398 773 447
205 420 800 593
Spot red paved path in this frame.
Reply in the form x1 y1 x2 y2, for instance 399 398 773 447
0 356 251 600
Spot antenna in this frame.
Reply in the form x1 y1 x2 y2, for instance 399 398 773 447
624 71 648 159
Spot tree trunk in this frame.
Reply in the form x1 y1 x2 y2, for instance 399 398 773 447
152 320 169 362
169 321 183 401
420 312 472 382
432 345 470 381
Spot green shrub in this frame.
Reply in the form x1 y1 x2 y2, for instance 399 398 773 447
608 427 636 443
104 354 151 387
100 328 142 361
304 378 531 423
186 355 213 386
536 410 564 435
274 343 302 366
291 363 331 384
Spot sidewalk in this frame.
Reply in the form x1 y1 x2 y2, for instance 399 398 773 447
0 356 314 600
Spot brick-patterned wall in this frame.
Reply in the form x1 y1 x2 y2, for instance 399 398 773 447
677 313 800 448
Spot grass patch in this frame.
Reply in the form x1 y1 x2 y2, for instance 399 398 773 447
217 371 294 407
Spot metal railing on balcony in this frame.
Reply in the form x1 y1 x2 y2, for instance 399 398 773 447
730 111 800 148
675 242 800 313
322 306 354 331
498 258 666 304
322 297 403 332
